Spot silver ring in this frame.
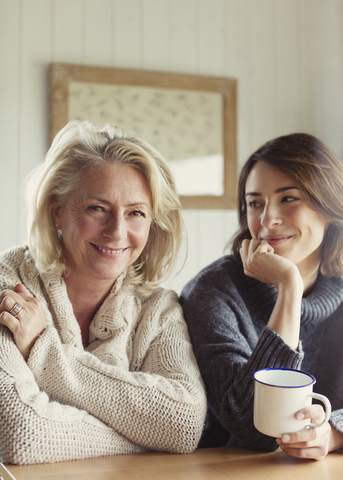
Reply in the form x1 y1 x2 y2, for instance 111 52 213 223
8 303 23 318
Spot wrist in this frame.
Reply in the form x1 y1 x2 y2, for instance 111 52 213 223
277 267 303 302
267 266 303 350
329 425 343 452
277 272 303 305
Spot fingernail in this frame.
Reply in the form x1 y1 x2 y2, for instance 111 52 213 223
296 412 305 420
282 434 290 442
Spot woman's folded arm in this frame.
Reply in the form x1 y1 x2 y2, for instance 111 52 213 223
0 327 147 465
27 314 206 454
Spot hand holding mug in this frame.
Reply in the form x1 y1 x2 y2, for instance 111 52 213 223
276 403 331 460
253 368 332 460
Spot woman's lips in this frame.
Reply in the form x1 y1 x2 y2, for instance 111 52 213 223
90 243 128 256
261 236 293 246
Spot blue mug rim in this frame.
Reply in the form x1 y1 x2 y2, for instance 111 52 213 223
253 367 316 388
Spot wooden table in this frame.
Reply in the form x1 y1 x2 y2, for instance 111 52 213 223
2 447 342 480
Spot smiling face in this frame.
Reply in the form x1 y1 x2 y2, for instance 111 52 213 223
52 161 152 290
245 161 329 278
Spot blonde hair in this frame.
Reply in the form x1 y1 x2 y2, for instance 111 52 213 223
26 121 185 293
230 133 343 277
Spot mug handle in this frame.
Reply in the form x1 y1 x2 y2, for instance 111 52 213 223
307 393 332 428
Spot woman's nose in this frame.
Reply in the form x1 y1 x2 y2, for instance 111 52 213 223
260 204 282 228
103 215 126 241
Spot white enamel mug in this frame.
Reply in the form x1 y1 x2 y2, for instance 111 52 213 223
253 368 331 438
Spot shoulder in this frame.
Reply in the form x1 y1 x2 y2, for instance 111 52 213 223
129 287 188 356
0 245 30 267
316 274 343 294
301 273 343 320
180 255 278 332
0 245 37 288
139 286 183 321
181 255 244 302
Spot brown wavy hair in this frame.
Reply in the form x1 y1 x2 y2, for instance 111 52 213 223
230 133 343 278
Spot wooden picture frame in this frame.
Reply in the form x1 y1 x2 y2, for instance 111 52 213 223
50 63 237 209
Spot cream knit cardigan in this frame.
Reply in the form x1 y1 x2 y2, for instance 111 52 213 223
0 247 206 465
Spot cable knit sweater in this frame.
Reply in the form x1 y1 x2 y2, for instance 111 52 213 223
0 246 206 465
180 255 343 451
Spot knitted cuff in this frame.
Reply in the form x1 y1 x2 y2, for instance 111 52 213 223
329 410 343 453
250 327 303 370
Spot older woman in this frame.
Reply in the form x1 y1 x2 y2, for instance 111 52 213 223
181 133 343 461
0 121 206 465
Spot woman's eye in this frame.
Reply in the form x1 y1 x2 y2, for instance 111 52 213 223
130 210 145 218
248 200 260 209
88 205 104 212
282 196 299 203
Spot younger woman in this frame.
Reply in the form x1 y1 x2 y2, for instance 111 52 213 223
181 133 343 460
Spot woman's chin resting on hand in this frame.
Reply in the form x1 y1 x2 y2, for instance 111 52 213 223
181 132 343 461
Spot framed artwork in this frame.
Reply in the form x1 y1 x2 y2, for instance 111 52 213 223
50 63 237 209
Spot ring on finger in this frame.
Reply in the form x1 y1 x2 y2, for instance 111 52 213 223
8 303 23 318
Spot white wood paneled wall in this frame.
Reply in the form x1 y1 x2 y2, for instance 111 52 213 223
1 0 343 294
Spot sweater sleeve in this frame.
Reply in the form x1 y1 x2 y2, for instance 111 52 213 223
0 326 146 465
180 264 303 452
26 293 207 455
329 411 343 452
0 249 206 462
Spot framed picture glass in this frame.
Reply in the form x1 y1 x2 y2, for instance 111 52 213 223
50 63 237 209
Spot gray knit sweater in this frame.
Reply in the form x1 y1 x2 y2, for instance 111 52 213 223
180 255 343 451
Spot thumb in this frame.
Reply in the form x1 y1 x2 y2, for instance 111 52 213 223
258 241 274 254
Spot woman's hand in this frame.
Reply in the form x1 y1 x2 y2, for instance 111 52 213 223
276 405 331 460
0 283 46 358
240 239 300 290
240 239 303 349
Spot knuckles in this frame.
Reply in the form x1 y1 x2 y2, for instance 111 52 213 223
309 404 326 420
27 297 42 313
298 447 327 461
0 289 13 302
0 289 43 320
1 296 14 311
307 426 320 441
